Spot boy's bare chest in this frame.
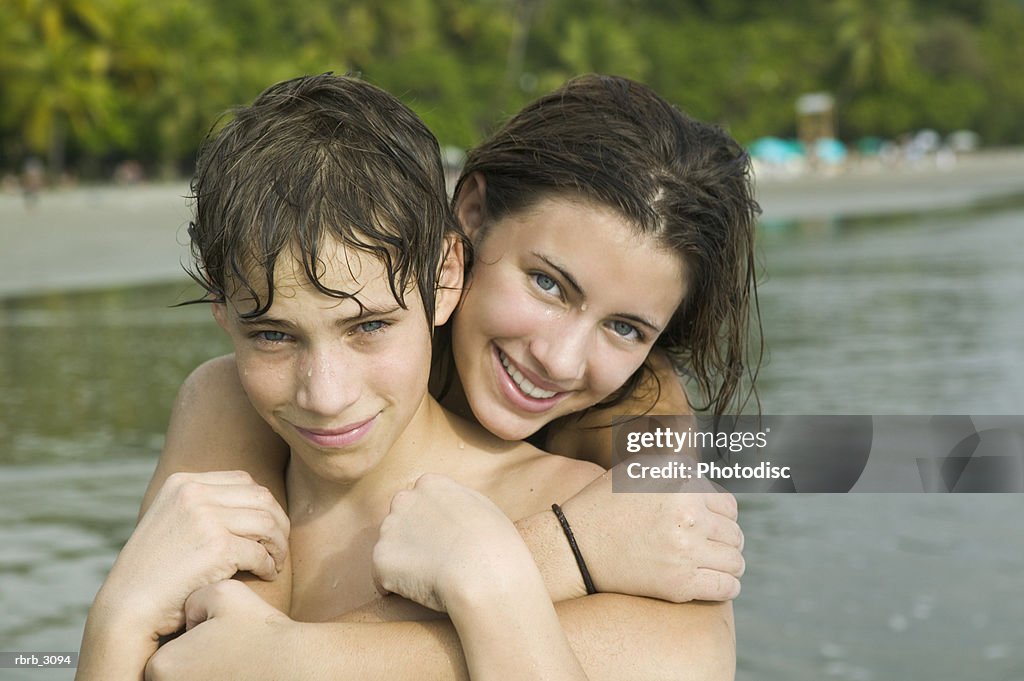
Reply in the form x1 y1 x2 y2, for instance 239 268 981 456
287 514 382 622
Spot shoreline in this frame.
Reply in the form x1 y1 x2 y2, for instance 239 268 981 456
754 147 1024 222
2 148 1023 300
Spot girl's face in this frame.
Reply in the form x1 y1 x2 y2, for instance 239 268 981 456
451 194 687 441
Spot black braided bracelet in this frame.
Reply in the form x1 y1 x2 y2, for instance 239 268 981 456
551 503 597 595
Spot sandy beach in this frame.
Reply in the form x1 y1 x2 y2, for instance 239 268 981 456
753 147 1024 221
2 148 1022 299
1 183 195 298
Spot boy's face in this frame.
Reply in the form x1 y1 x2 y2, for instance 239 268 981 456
213 236 456 484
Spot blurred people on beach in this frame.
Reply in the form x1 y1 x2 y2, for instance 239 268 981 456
22 156 44 209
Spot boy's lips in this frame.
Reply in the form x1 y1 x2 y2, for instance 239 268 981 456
292 415 378 448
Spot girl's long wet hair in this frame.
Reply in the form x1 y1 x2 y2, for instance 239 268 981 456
453 74 763 420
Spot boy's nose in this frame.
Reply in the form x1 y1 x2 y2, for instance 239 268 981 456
294 349 361 418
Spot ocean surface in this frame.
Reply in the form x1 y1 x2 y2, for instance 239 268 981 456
1 195 1023 680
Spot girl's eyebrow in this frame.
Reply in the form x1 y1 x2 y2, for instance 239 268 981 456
532 252 663 333
615 312 663 335
533 252 584 297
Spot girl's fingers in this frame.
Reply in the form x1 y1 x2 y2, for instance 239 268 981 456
184 580 259 631
214 507 289 572
703 490 739 520
225 534 279 582
697 541 746 580
692 568 742 602
163 477 290 539
705 513 745 551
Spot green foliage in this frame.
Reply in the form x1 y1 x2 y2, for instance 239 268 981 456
1 0 1022 177
976 0 1024 142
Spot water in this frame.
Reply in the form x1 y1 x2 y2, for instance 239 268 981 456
1 200 1023 679
755 203 1024 414
737 494 1024 680
739 200 1024 681
0 285 230 679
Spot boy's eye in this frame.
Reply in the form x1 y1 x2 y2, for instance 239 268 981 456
358 320 387 334
610 320 642 342
255 330 289 343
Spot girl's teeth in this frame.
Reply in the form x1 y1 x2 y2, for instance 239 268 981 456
499 352 557 399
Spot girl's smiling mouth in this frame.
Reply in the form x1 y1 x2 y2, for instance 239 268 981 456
493 345 571 413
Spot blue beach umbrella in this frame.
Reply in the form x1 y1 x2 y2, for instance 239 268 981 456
814 138 848 165
749 137 804 165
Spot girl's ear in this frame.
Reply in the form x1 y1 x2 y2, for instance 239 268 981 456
454 171 486 241
433 234 465 328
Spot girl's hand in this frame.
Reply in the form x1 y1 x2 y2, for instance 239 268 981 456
145 580 295 681
560 464 745 603
95 470 289 638
372 474 533 612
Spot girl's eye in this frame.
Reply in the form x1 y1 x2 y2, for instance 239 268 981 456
532 272 561 296
254 330 289 343
357 320 387 334
610 320 642 342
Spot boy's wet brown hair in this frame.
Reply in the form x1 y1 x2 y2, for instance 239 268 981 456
187 73 459 325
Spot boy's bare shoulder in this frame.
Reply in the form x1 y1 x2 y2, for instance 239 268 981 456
519 443 604 490
177 354 242 403
169 353 278 444
492 441 604 520
438 408 602 518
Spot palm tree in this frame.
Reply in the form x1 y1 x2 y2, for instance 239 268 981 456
2 0 118 176
832 0 918 92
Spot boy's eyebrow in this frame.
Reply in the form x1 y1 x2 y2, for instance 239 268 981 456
337 303 405 321
237 315 295 328
236 303 404 326
533 252 663 333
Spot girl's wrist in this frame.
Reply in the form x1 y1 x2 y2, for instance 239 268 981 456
77 603 161 681
90 582 178 643
442 540 540 616
551 503 597 595
514 508 589 602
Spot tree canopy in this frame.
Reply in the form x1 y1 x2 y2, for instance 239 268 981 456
2 0 1022 177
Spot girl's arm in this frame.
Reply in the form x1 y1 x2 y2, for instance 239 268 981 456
533 348 745 604
146 582 734 681
520 469 744 604
149 353 742 607
371 474 587 681
76 471 289 681
142 355 294 609
142 355 290 517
